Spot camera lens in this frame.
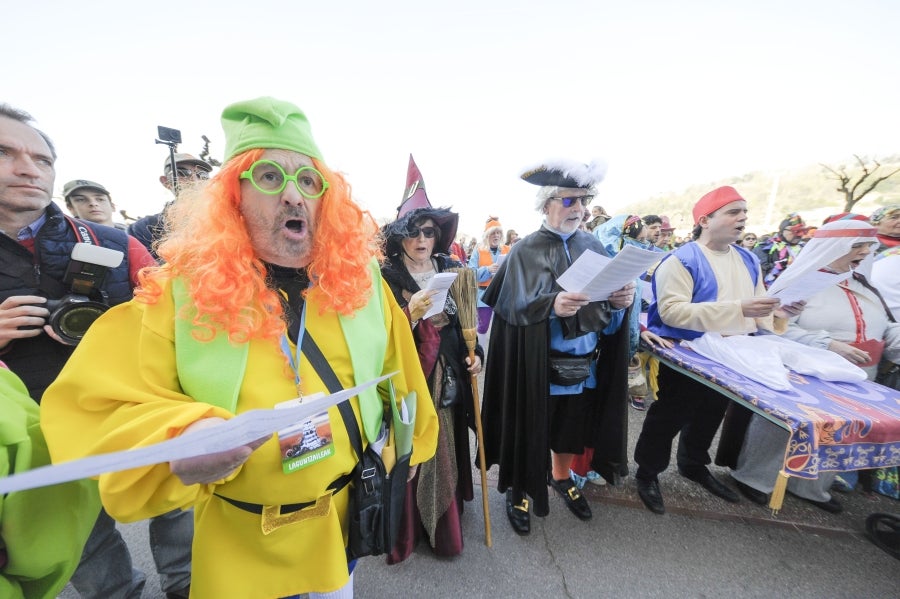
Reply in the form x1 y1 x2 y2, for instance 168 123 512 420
57 305 105 338
48 296 109 344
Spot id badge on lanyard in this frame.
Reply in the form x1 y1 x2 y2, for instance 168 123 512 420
274 301 335 474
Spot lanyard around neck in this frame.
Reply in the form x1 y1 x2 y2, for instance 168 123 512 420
279 295 308 394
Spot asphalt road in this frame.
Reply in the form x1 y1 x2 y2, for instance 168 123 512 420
59 401 900 598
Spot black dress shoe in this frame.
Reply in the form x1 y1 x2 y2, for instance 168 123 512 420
794 494 843 514
506 489 531 534
636 478 665 514
549 477 592 521
734 480 769 505
678 468 740 503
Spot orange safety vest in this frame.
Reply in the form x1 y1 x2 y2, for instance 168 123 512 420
477 246 509 288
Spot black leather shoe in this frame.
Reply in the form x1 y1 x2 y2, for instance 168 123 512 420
636 478 665 514
735 480 769 505
678 468 740 503
794 494 843 514
166 587 190 599
549 477 592 521
506 489 531 534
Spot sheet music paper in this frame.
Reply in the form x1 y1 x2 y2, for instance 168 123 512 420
557 245 665 301
421 272 457 319
766 269 852 305
0 374 393 495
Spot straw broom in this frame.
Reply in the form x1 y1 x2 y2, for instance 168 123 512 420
448 266 492 547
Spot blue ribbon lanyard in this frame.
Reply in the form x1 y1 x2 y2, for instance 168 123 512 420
279 300 307 397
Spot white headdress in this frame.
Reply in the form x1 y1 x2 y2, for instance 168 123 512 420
772 220 878 291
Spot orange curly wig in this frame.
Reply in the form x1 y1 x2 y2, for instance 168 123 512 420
136 148 383 343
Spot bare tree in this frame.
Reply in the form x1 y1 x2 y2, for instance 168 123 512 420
821 155 900 212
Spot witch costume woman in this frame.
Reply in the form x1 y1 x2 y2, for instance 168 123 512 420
380 157 484 562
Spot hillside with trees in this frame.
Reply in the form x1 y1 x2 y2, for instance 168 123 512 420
621 154 900 235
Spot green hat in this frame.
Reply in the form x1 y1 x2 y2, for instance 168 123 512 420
221 97 323 163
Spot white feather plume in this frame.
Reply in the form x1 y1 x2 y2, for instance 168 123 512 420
519 157 609 187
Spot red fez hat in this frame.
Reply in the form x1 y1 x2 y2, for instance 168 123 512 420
692 186 744 225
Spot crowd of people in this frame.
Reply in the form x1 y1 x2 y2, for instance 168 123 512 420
1 97 899 598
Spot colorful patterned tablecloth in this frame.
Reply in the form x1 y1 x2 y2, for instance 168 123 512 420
644 342 900 479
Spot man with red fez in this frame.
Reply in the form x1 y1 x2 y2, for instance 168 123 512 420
632 186 800 515
41 97 438 598
480 159 634 534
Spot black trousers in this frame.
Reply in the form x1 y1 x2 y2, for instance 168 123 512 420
633 363 730 480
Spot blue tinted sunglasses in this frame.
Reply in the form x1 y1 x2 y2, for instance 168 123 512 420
552 195 594 208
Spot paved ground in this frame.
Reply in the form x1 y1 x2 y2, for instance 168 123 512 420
60 402 899 598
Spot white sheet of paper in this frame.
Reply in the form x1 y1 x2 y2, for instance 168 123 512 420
496 253 507 267
766 269 852 305
556 245 665 301
422 272 457 319
0 374 393 495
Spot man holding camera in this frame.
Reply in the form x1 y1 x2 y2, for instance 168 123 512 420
128 152 212 261
0 104 190 599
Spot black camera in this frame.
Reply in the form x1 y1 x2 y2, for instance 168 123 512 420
40 243 124 344
156 125 182 144
44 295 110 344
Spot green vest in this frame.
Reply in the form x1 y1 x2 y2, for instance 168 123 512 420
173 259 388 442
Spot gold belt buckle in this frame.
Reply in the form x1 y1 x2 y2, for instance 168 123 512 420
260 490 333 535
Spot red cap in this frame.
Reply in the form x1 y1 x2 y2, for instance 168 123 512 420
822 212 870 225
660 215 675 231
692 186 744 225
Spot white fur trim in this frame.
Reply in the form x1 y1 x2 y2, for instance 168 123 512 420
520 157 608 187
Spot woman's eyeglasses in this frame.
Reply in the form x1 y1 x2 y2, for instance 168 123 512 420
405 226 438 239
552 195 594 208
239 160 330 198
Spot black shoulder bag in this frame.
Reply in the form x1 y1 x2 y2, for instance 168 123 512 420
300 333 409 559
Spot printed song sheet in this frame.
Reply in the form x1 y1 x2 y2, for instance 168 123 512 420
766 269 852 305
557 245 665 301
0 374 393 495
421 272 457 319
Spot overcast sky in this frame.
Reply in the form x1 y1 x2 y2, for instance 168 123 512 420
5 0 899 236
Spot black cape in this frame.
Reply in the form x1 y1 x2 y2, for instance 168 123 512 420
480 226 632 516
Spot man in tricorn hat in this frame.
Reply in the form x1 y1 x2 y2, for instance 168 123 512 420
480 159 634 534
